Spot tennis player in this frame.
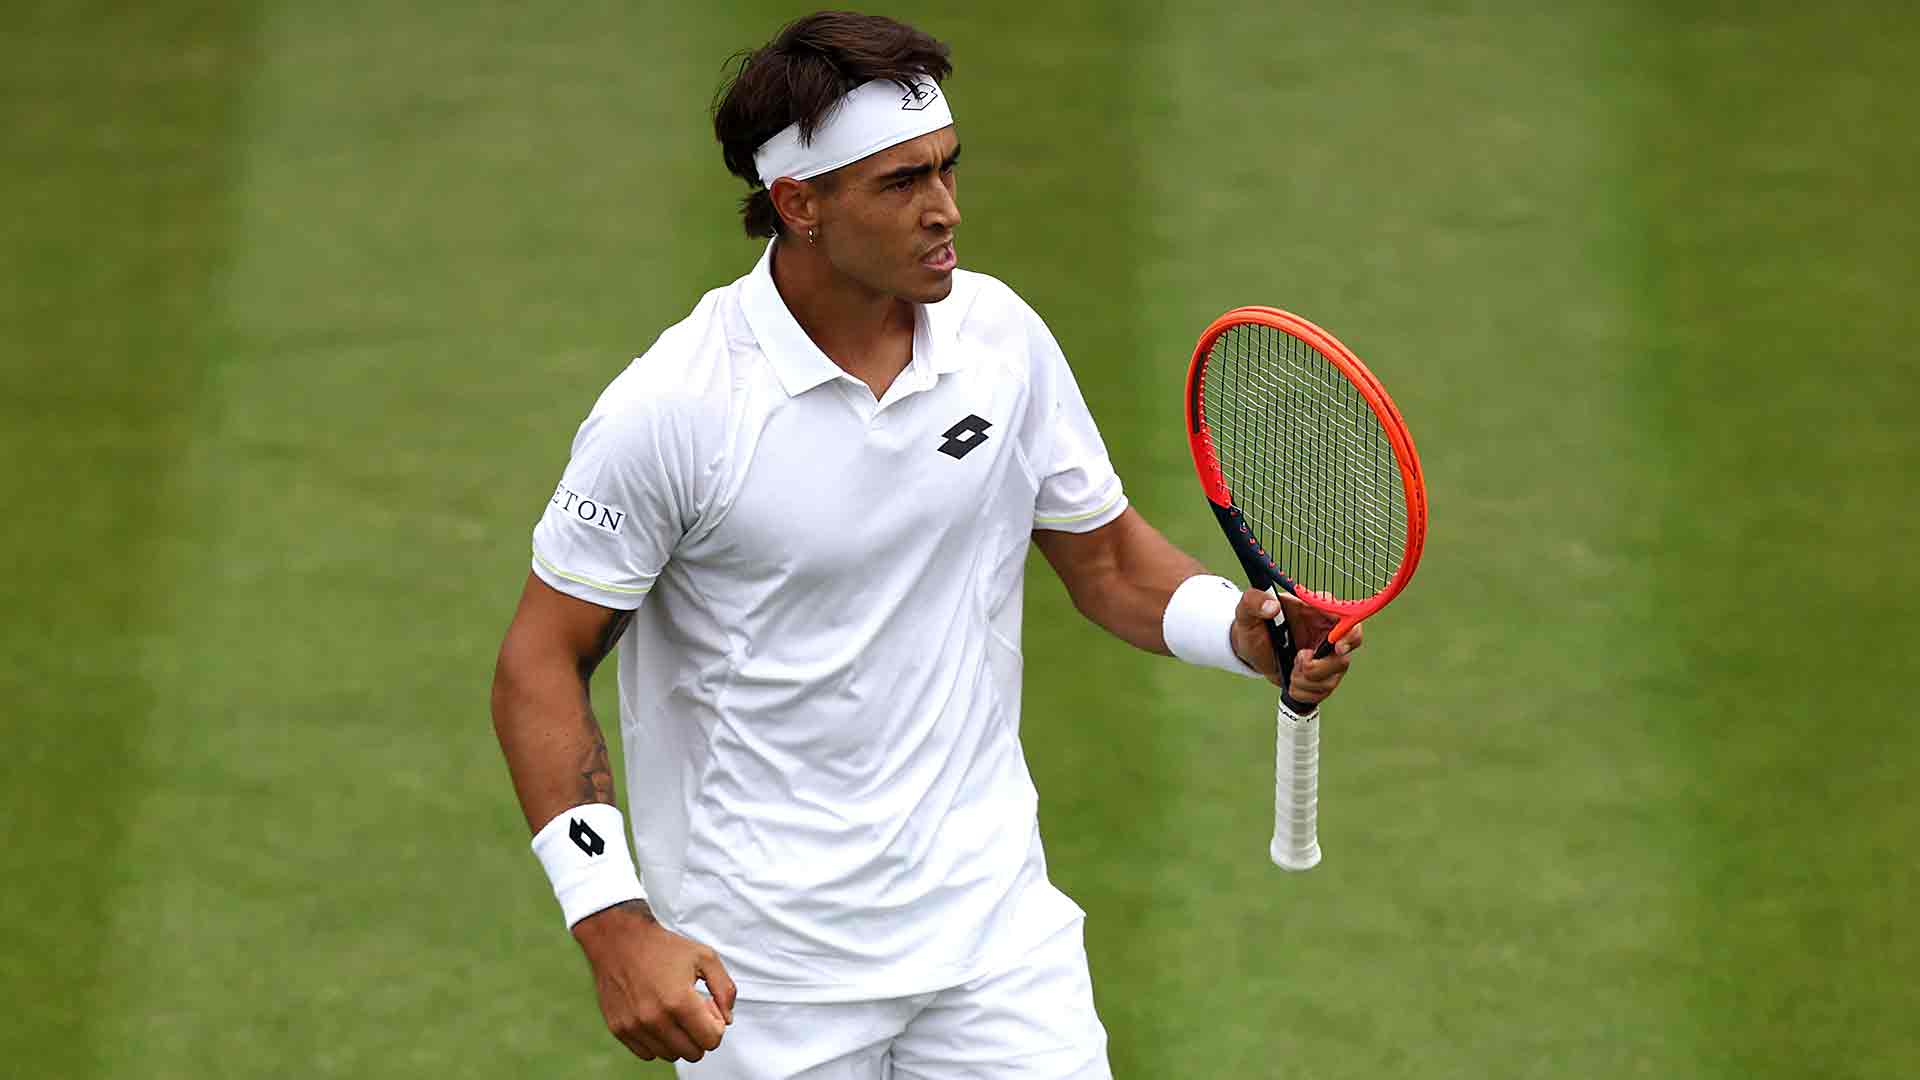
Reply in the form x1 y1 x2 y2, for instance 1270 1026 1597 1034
491 12 1361 1077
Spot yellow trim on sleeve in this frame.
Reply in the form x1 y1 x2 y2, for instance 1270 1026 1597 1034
531 546 653 596
1034 489 1125 526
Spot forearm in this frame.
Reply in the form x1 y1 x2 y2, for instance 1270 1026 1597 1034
1073 560 1202 654
491 610 631 833
492 658 614 832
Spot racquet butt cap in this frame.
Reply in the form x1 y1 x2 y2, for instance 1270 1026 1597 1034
1270 840 1322 872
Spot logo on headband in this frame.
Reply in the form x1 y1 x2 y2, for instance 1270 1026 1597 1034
900 81 939 111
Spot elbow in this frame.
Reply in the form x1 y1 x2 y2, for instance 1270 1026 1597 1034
1061 569 1124 634
489 647 516 736
491 628 589 739
1064 582 1107 626
490 636 536 738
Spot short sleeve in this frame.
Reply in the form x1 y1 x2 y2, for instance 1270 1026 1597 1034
530 397 694 610
1025 307 1127 533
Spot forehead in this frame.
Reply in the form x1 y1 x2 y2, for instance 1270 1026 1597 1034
844 125 959 177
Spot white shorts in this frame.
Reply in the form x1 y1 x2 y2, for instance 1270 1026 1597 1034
678 917 1111 1080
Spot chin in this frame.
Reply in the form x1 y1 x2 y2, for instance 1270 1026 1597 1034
910 275 956 304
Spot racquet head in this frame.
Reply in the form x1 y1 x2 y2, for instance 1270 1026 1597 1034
1185 306 1427 649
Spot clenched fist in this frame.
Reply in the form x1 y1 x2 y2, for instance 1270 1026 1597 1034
572 900 736 1062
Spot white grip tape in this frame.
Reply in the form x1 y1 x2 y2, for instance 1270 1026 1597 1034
1271 700 1322 871
1163 574 1262 678
531 803 647 929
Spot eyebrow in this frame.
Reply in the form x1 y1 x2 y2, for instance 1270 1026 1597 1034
875 144 962 185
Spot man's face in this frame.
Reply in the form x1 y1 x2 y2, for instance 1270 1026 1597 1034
814 127 961 304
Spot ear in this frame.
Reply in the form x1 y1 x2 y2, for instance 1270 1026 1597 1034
767 177 823 237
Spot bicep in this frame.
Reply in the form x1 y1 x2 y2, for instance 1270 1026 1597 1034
1033 509 1207 652
498 571 635 680
1033 514 1125 597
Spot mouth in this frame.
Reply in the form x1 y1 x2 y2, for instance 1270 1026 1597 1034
919 240 956 273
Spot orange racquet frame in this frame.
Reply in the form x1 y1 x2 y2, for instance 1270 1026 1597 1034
1185 306 1429 650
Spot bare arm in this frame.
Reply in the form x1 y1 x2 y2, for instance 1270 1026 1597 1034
490 571 733 1063
1032 508 1361 704
491 571 633 832
1031 507 1205 654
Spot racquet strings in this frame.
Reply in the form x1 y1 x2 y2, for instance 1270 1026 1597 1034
1203 323 1407 603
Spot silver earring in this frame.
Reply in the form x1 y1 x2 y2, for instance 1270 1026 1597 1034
807 227 817 245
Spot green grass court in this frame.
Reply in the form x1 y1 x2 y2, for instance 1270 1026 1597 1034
4 2 1916 1076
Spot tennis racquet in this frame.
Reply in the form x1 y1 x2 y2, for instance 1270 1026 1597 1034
1184 307 1428 871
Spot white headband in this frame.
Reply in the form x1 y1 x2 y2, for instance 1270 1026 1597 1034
753 77 954 188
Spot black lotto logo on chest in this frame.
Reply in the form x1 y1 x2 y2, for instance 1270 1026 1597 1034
936 414 992 460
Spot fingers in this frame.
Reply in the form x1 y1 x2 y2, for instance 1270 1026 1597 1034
587 927 733 1064
667 991 725 1057
1234 591 1367 702
1334 622 1364 656
607 992 723 1062
653 949 732 1059
672 953 729 1053
1288 640 1356 705
698 950 738 1025
646 1010 705 1063
1270 589 1321 631
605 1010 668 1061
596 968 669 1060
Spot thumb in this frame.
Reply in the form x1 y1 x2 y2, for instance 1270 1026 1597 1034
698 954 737 1025
1272 589 1309 617
1238 589 1281 623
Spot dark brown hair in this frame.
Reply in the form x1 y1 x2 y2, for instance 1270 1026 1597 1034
713 12 953 238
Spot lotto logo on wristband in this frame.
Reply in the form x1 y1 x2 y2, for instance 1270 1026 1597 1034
533 804 645 929
569 818 605 856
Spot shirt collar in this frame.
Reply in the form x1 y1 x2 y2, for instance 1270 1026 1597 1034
740 239 967 397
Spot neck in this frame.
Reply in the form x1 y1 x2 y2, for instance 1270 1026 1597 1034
770 237 915 397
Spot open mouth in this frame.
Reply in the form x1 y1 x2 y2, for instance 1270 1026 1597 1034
920 241 956 272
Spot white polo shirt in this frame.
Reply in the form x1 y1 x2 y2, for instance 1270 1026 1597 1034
529 241 1127 1002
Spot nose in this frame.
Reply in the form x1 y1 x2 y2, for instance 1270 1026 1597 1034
924 178 960 233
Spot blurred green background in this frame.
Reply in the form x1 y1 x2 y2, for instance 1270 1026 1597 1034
4 2 1916 1076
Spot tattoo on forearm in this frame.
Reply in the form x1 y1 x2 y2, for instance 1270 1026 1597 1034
576 717 615 804
572 608 632 806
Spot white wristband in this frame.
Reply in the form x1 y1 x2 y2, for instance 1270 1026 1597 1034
531 803 647 930
1163 574 1263 679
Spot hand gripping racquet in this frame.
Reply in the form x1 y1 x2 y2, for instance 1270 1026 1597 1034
1185 307 1428 870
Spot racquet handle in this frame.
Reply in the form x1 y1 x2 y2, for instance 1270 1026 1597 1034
1270 701 1322 871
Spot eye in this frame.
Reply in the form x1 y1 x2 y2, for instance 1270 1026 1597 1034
889 177 914 192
